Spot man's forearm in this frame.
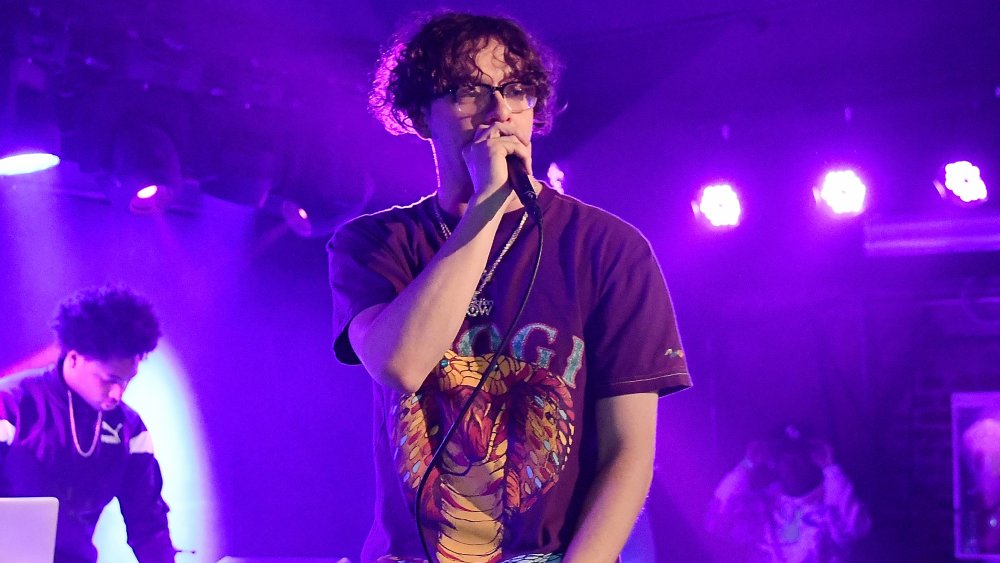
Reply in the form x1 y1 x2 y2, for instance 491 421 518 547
351 193 510 393
563 451 654 563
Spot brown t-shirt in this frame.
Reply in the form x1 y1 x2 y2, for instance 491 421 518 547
328 187 691 562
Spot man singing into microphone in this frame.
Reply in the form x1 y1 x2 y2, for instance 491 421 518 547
327 11 691 562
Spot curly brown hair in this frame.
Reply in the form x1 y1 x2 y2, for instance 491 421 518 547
370 11 560 137
52 286 161 360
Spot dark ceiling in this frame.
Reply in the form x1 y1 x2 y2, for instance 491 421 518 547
2 0 998 232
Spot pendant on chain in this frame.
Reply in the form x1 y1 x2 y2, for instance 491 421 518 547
432 196 526 320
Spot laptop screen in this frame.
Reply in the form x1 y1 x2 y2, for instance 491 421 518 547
0 496 59 563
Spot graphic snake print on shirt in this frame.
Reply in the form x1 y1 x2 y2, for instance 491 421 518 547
389 349 576 563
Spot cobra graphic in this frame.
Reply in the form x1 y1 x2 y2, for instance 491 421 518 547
389 349 575 563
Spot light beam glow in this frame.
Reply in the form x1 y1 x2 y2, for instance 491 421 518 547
693 183 742 228
815 169 867 216
93 342 218 562
136 185 159 199
940 160 988 204
0 152 60 176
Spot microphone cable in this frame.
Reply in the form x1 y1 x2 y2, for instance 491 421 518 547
415 205 544 563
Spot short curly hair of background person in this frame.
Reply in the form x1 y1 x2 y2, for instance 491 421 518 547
369 11 562 137
51 285 161 361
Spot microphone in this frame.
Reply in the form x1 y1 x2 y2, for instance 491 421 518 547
506 155 541 221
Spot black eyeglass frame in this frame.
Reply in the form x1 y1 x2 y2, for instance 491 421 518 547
441 81 539 111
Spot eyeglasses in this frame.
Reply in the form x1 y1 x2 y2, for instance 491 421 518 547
445 81 538 113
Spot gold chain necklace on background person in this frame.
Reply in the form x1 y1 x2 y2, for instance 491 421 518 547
68 389 102 457
432 196 529 318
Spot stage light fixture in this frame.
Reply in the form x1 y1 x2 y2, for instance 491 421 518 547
199 134 282 208
934 160 987 205
136 185 159 199
261 175 372 239
814 169 867 216
109 124 181 214
0 152 60 176
692 183 742 228
258 192 320 237
0 58 61 176
280 199 316 237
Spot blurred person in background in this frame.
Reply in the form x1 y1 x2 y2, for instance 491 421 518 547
706 424 871 562
962 411 1000 553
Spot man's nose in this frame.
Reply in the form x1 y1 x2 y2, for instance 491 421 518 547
484 90 513 122
108 384 124 401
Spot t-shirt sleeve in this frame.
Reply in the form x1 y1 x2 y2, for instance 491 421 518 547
585 224 691 398
327 215 413 365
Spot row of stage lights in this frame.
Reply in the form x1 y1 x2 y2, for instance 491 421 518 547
689 161 990 229
0 150 178 214
2 151 992 230
0 149 321 234
540 160 991 229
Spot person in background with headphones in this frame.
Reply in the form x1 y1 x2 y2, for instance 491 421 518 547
706 424 872 562
0 286 176 563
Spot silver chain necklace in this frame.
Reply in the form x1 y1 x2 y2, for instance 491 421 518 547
432 197 528 317
67 388 102 458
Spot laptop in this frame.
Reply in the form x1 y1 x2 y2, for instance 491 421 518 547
0 497 59 563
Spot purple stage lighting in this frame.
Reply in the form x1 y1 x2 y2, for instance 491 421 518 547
815 169 867 216
128 184 173 214
0 152 60 176
693 183 742 228
280 200 315 237
93 343 218 560
938 161 988 204
136 185 159 199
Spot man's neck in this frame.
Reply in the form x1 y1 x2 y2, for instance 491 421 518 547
435 181 473 217
433 147 474 215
